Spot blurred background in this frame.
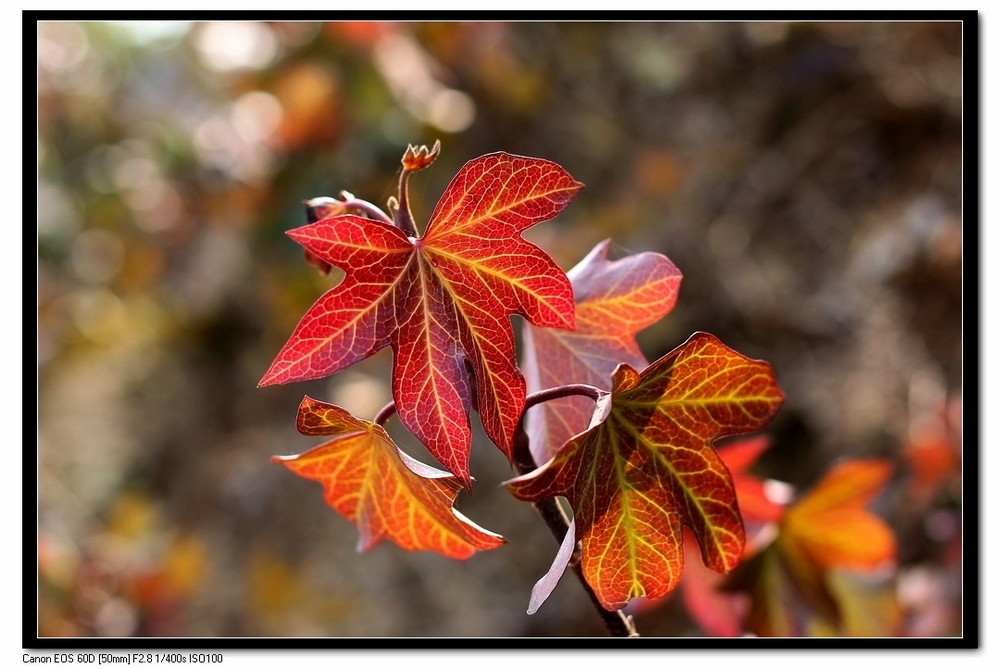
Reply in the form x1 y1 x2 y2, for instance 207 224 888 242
36 21 963 638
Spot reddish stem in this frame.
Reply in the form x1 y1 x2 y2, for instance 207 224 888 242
373 401 397 427
394 171 419 237
340 193 394 225
524 384 605 411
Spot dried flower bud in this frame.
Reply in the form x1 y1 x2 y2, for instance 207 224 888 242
401 139 442 172
304 196 349 224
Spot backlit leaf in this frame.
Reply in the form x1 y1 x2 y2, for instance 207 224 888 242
780 459 896 572
678 531 749 637
628 436 786 634
272 396 506 559
523 239 681 464
733 458 898 636
260 150 582 486
506 332 784 610
718 436 786 528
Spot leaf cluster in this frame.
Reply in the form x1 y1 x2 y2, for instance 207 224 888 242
260 142 788 631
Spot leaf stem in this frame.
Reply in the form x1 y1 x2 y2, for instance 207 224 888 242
304 194 394 226
512 417 638 638
524 384 606 412
339 192 394 225
394 171 419 237
373 401 397 427
393 140 441 238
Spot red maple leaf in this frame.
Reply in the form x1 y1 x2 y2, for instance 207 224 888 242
260 149 582 487
272 396 505 559
522 239 681 464
506 332 785 610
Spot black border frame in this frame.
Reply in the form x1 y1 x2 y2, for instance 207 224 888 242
27 10 979 651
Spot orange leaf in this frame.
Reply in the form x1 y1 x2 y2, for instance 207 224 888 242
780 459 896 571
273 396 505 559
506 332 784 610
733 459 898 636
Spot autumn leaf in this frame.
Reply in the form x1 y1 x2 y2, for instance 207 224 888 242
780 459 897 574
731 458 898 636
676 436 787 635
260 149 582 486
824 569 902 637
523 239 681 464
299 195 352 275
626 436 787 634
677 530 750 636
623 435 788 632
272 396 505 559
506 332 785 610
718 436 787 529
903 396 961 503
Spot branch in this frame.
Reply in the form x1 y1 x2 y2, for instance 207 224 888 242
513 389 639 638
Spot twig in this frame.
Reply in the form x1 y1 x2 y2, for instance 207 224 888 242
514 387 639 638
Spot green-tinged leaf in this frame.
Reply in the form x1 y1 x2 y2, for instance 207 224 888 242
826 569 902 637
738 546 806 636
506 332 785 610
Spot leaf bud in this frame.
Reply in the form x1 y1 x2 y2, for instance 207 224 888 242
402 139 442 172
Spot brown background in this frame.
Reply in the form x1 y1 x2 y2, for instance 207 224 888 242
37 21 963 637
